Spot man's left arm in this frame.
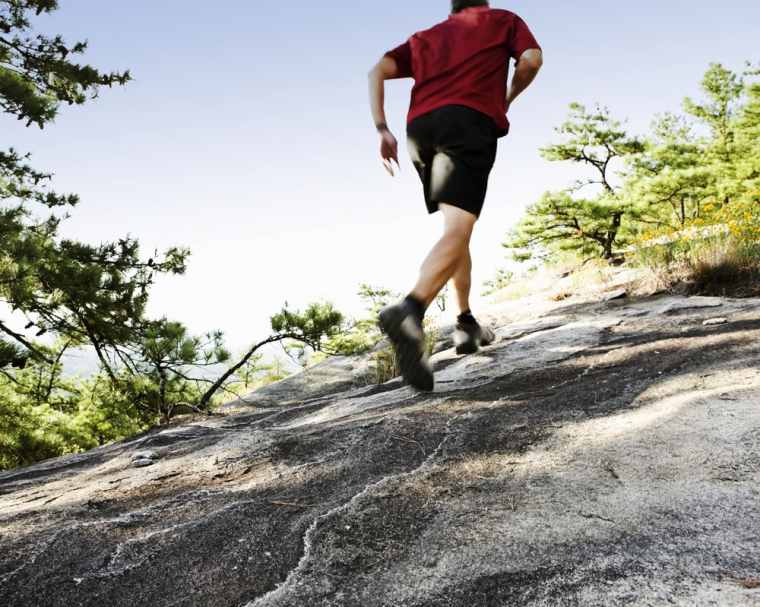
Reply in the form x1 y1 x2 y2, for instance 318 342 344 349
507 48 543 111
505 16 543 113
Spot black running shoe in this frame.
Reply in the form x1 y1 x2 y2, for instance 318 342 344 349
453 317 496 355
377 301 435 392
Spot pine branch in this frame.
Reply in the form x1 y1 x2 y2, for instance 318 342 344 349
0 319 52 364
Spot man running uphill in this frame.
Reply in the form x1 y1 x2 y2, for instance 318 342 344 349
368 1 543 391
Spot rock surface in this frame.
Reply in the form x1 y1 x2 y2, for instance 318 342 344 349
1 294 759 607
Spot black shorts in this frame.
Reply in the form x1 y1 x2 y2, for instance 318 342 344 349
406 105 500 220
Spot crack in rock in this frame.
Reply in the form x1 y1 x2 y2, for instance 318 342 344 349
0 490 258 588
245 413 462 607
578 512 617 525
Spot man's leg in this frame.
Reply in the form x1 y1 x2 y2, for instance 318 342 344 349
451 246 472 315
377 205 477 391
409 203 477 310
378 203 474 391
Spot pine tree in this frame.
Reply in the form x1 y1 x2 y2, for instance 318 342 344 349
624 63 756 239
0 1 187 369
682 63 744 204
505 103 643 261
625 114 712 233
0 0 130 128
734 66 760 196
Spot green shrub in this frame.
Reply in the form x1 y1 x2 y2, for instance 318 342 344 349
367 317 440 386
0 372 146 471
482 269 515 296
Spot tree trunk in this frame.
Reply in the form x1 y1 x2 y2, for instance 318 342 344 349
604 212 622 260
198 335 284 410
158 366 169 424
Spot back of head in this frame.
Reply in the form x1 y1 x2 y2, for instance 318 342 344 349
450 0 489 13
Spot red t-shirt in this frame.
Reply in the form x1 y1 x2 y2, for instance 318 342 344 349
385 7 540 135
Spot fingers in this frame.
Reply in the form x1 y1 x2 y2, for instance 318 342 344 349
382 155 401 177
389 141 400 170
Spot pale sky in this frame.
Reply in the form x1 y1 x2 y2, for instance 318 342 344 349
5 1 759 357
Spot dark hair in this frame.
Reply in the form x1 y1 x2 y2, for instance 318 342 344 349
451 0 489 13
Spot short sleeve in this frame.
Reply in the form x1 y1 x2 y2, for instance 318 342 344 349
384 41 413 78
508 16 541 60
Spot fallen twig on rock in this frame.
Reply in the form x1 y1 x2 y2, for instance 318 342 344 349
388 433 426 456
270 501 310 509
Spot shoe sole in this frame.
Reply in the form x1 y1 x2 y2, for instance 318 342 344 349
378 307 435 392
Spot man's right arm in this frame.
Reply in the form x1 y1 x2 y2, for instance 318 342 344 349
368 55 403 134
368 55 404 176
506 48 543 111
368 42 412 176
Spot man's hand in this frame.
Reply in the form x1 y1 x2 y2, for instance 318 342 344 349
378 127 400 176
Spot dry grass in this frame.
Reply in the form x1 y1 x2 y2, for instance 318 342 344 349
633 235 760 298
490 257 645 305
689 240 760 296
490 279 536 302
447 453 521 481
